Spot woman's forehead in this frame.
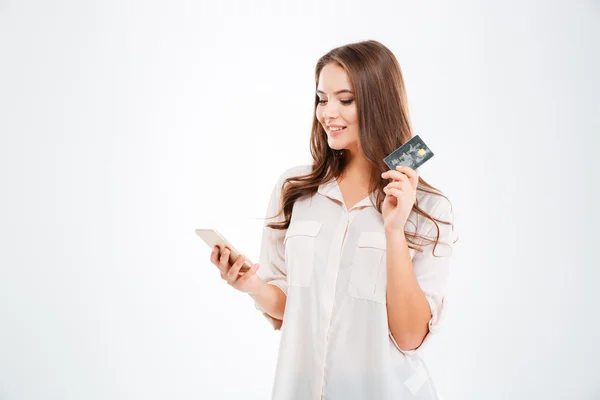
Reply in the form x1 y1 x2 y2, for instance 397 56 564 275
317 65 353 94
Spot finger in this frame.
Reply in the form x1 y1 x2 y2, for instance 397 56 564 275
395 165 417 176
234 263 260 288
219 247 231 271
385 181 410 191
381 169 408 182
227 255 245 285
213 246 228 276
395 165 419 188
232 254 247 274
384 187 405 199
210 246 220 266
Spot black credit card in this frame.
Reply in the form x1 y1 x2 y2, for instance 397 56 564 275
383 135 434 170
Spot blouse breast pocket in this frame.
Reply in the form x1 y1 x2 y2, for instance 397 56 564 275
284 220 322 287
348 231 387 304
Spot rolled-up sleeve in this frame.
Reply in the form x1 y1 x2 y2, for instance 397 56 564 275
253 171 290 329
390 197 457 355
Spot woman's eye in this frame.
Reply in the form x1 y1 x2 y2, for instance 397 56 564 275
317 99 354 105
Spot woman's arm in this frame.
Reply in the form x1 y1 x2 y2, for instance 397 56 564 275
249 280 287 321
385 231 431 351
385 197 454 353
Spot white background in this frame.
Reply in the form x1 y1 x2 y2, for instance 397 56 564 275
1 0 599 399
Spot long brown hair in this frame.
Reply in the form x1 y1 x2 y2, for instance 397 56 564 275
267 40 456 255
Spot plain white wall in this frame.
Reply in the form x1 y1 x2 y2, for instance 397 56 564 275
1 0 599 399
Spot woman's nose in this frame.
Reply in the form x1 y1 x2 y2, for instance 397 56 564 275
322 102 339 119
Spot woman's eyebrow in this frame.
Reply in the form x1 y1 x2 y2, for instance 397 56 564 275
316 89 353 95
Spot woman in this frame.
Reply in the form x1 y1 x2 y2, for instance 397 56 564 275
210 39 457 400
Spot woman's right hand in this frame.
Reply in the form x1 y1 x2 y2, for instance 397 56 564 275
210 245 263 294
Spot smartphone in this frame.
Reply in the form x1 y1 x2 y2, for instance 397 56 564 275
195 229 253 272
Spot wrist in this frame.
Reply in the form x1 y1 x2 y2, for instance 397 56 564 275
384 226 406 240
247 277 267 296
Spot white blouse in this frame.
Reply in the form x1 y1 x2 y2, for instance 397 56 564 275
253 164 457 400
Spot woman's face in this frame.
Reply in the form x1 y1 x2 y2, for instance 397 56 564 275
316 63 359 153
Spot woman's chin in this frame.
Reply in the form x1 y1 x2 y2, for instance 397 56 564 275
327 139 347 151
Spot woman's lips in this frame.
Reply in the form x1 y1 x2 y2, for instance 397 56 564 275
329 127 346 137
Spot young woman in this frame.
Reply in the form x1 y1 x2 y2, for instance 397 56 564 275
210 40 457 400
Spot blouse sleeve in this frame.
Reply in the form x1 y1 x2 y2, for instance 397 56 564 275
390 196 457 356
252 171 289 330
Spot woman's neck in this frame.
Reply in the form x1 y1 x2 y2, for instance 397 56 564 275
339 148 372 187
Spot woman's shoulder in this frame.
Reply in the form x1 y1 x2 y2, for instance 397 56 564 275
416 189 454 220
275 164 313 185
413 189 457 245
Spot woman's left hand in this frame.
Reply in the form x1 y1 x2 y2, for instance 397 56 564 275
381 166 419 232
